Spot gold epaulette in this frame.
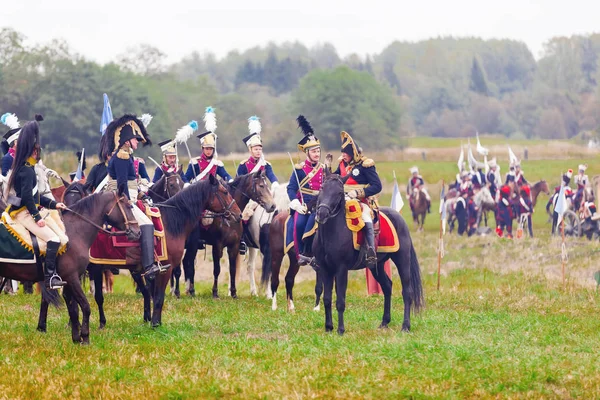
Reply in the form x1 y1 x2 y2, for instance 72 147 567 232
216 160 224 167
362 158 375 168
266 161 272 166
239 160 246 165
116 148 131 160
337 155 344 162
295 163 303 169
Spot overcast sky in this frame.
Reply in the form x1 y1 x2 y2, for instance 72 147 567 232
2 0 597 64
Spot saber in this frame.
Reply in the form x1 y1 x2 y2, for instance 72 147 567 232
287 152 304 205
147 156 162 170
184 142 197 180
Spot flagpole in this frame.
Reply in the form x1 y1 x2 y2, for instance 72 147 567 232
561 219 566 290
437 179 444 291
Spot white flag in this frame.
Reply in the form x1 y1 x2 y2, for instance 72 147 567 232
391 180 404 213
555 185 568 226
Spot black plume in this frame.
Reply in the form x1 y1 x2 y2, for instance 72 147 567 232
296 115 314 136
34 114 44 122
77 151 87 171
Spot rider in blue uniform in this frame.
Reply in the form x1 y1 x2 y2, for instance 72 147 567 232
152 139 188 184
287 116 325 268
104 114 165 280
333 131 382 269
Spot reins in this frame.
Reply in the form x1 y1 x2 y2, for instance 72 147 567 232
64 193 135 236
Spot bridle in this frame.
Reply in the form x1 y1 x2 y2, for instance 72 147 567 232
316 177 345 224
148 173 182 202
233 174 270 209
209 187 240 226
65 192 138 237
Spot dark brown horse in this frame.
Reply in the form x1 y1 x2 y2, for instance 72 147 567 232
313 173 424 334
181 170 276 299
1 191 140 344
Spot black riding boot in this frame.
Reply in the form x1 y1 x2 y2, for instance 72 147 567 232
44 241 66 289
141 225 168 281
364 222 377 270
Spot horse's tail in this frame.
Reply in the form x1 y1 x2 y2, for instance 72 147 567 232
260 223 272 287
41 285 63 309
409 243 424 313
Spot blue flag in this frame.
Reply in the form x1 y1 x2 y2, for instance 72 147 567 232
100 93 113 136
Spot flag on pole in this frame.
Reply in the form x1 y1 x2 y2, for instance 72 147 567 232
391 171 404 213
555 184 568 226
100 93 113 136
74 148 85 181
439 184 447 235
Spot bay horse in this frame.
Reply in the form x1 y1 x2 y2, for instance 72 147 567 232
530 180 550 208
410 187 428 232
1 190 140 344
313 173 424 335
180 170 276 299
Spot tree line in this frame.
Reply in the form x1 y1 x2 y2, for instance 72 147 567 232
1 27 600 161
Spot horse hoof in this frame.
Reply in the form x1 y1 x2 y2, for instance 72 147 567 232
99 323 105 330
401 325 411 332
325 327 334 333
378 323 389 330
37 326 46 333
231 293 238 299
337 329 345 336
313 305 320 312
81 338 90 346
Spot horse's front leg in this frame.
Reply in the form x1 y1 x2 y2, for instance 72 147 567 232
335 268 349 335
132 271 151 323
322 270 335 332
247 247 258 297
68 273 91 345
212 244 223 299
227 242 240 299
91 265 106 329
314 269 323 312
151 267 172 328
172 265 181 299
285 254 300 312
37 293 49 332
62 285 80 343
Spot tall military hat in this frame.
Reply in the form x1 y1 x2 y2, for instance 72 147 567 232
197 131 217 148
1 113 21 154
104 114 152 157
296 115 320 152
158 139 177 156
340 130 360 163
242 116 262 149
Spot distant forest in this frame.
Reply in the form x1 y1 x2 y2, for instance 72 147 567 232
1 27 600 156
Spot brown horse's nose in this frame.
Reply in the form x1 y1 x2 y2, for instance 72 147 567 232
268 204 276 212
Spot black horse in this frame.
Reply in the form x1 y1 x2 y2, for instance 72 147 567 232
312 173 424 335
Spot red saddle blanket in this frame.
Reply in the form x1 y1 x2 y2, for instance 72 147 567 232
89 201 168 266
353 212 399 253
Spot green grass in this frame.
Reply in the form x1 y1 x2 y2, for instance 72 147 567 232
2 231 600 398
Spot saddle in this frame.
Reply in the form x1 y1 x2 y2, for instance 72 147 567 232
1 209 68 256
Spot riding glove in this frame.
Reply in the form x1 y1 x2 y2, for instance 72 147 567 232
289 199 307 214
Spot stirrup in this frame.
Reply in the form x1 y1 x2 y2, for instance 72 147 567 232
239 241 247 255
47 274 66 290
365 247 377 270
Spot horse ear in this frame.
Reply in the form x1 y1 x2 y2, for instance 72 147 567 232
209 174 217 186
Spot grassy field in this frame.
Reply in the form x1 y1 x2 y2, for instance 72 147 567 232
2 141 600 398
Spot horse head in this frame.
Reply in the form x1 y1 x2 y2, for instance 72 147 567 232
535 180 550 195
233 170 276 213
206 174 241 222
62 181 91 207
316 174 347 225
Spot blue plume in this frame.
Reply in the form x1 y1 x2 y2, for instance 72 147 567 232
205 106 214 114
189 120 199 131
0 113 9 125
249 115 259 121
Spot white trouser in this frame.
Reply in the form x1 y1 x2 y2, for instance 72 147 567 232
131 201 153 226
421 188 431 201
14 210 60 243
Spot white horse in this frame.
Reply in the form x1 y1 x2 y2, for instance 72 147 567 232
244 182 289 297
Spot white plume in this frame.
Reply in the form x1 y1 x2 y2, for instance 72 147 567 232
508 146 519 166
203 106 217 133
174 120 199 144
457 146 465 172
139 113 153 128
248 116 262 135
1 113 19 129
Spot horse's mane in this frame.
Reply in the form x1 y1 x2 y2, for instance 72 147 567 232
65 192 102 215
158 180 216 236
226 172 253 195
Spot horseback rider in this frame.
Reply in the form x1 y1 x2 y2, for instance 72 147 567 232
1 113 20 179
153 139 188 185
496 175 515 239
238 116 279 218
549 170 574 235
518 185 534 237
332 130 382 270
486 158 501 200
471 166 486 191
287 115 325 269
104 114 165 280
407 166 431 214
573 164 589 211
5 116 68 289
506 162 528 187
184 132 232 184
